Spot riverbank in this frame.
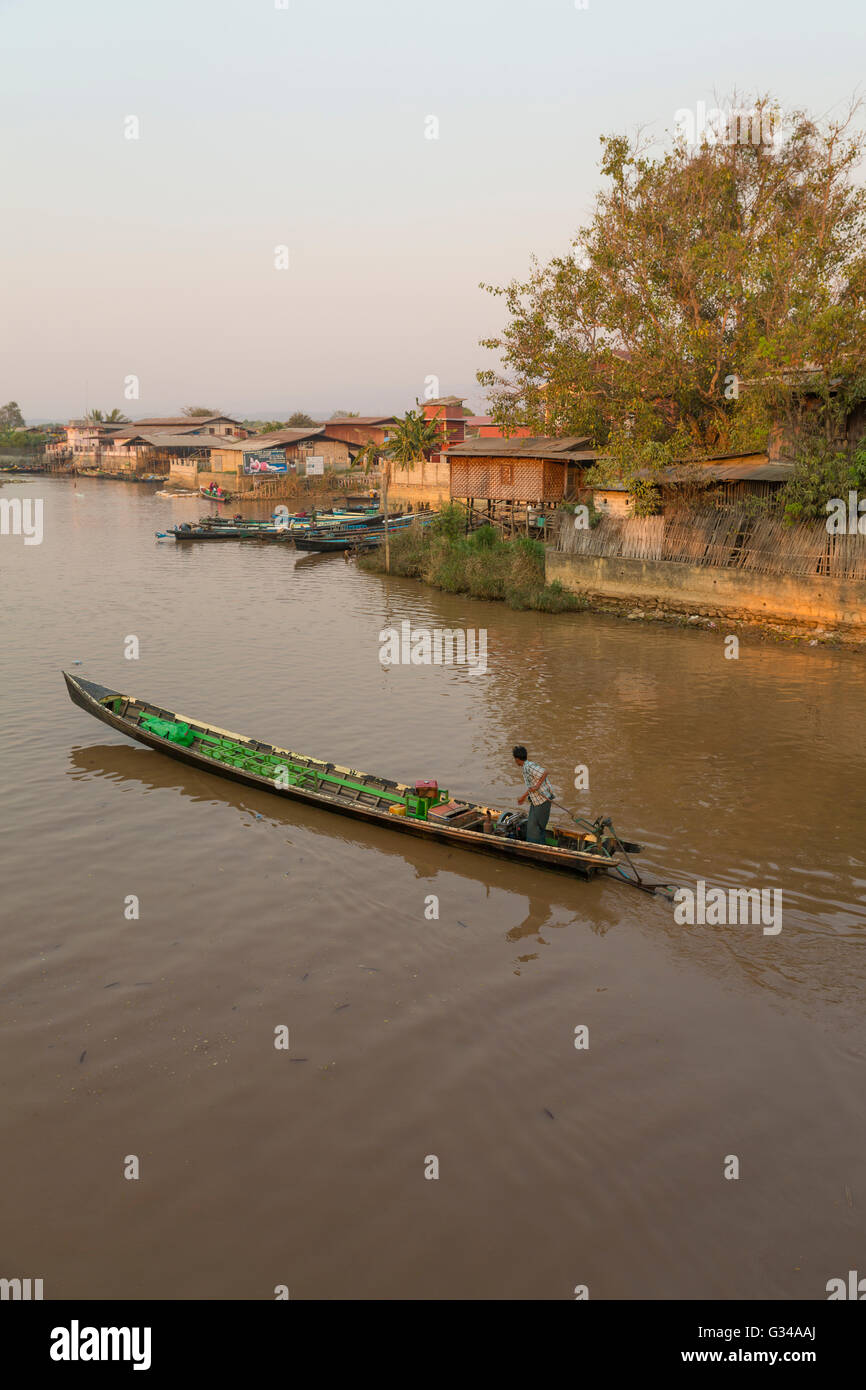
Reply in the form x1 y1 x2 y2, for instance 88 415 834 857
547 549 866 647
358 506 584 612
561 589 866 649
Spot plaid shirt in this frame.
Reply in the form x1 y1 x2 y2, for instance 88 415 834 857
522 760 555 806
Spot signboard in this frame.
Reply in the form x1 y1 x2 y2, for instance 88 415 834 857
305 456 324 476
243 448 287 475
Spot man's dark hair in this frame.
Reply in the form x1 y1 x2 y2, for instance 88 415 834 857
512 745 527 761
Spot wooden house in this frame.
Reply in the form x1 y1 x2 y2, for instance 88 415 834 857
444 436 599 505
203 428 353 494
132 415 248 439
317 416 396 449
592 453 795 513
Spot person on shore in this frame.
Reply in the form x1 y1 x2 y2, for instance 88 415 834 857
512 745 556 844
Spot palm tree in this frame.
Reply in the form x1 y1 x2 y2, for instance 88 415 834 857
373 410 438 572
385 408 441 468
86 408 130 423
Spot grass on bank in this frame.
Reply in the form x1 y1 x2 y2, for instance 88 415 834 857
359 504 585 612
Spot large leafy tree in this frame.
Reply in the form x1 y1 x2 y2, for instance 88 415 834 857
182 406 221 417
0 401 25 429
479 95 866 481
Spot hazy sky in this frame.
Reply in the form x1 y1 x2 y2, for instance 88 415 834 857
1 0 863 421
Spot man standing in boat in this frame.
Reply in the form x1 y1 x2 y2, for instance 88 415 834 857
513 745 556 844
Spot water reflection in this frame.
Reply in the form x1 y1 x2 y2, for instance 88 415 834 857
66 742 614 954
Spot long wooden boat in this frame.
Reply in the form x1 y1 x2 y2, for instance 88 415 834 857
196 510 383 529
62 672 650 884
283 512 388 534
293 529 389 553
158 515 390 541
294 514 435 552
158 524 271 540
200 486 230 501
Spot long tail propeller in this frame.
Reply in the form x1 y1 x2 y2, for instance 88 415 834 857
563 809 678 899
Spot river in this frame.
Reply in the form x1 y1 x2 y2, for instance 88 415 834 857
2 475 864 1299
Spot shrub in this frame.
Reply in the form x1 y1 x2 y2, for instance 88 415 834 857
359 516 583 612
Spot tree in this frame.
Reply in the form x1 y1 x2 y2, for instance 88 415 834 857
385 408 442 466
0 401 25 430
256 421 288 433
286 411 316 427
782 433 866 521
353 441 381 473
85 408 129 422
329 410 359 419
479 94 866 487
182 406 221 417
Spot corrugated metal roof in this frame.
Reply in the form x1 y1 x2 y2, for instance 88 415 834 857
67 420 129 431
122 432 229 449
444 435 595 462
594 456 793 490
215 428 325 451
132 415 241 427
321 416 395 426
706 459 793 482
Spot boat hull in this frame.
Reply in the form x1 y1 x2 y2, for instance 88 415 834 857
62 673 620 879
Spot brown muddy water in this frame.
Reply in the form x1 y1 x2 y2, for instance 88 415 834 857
1 475 865 1300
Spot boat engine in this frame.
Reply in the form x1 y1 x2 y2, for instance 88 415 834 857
495 809 528 841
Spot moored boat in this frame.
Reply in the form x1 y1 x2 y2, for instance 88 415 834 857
293 529 386 553
293 513 435 552
62 672 664 889
158 523 285 540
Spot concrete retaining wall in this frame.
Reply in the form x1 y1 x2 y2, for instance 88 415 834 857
547 550 866 628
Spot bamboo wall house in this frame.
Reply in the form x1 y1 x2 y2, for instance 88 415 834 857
444 435 599 508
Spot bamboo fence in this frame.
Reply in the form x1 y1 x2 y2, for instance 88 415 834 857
553 507 866 580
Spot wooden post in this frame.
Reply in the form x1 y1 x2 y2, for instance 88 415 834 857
382 457 390 573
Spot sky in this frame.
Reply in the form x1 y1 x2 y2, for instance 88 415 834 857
1 0 864 422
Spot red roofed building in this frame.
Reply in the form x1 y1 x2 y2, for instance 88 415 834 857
464 415 535 440
420 396 466 460
318 416 396 448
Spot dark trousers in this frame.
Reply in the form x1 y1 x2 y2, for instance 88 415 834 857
526 798 552 844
